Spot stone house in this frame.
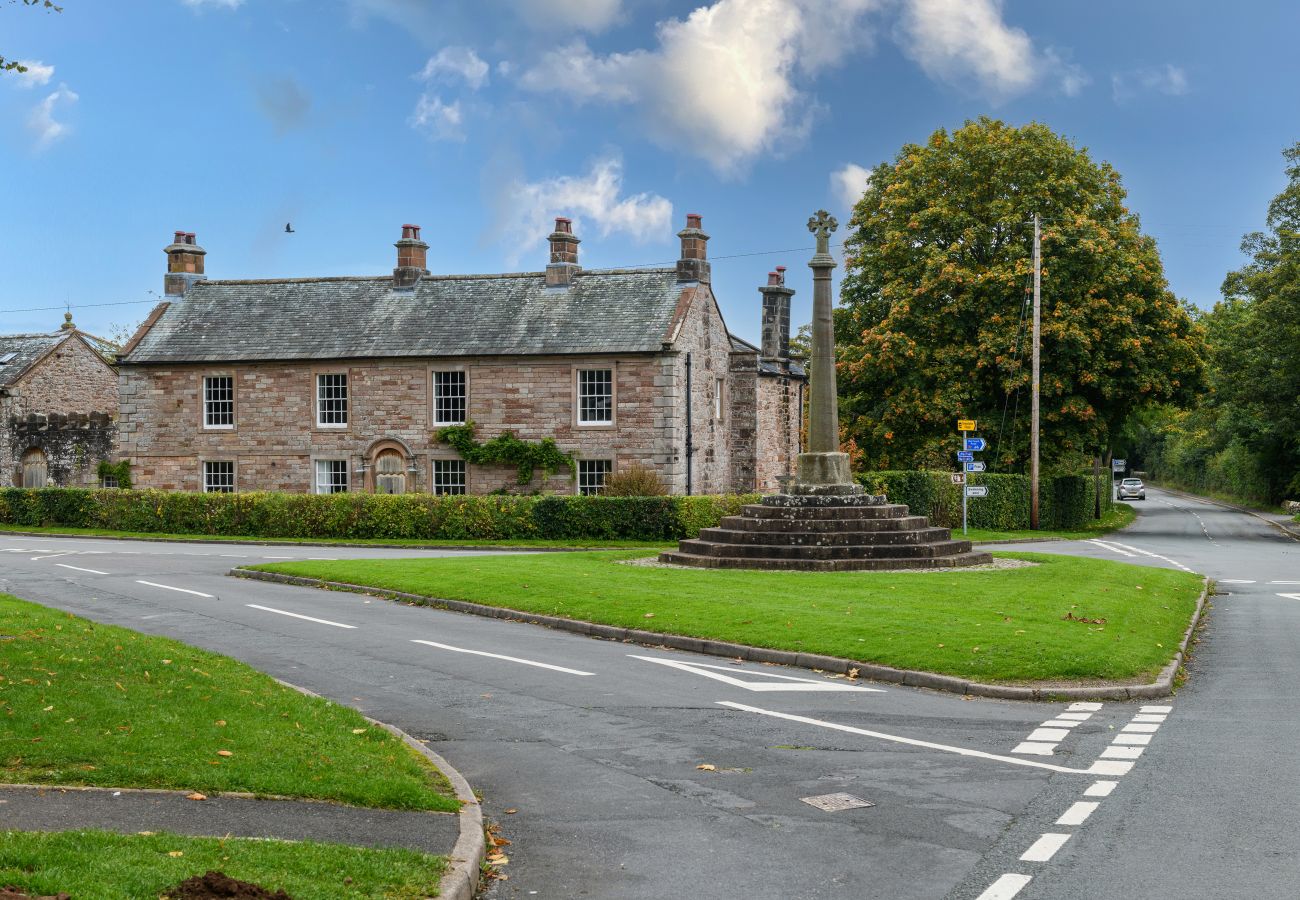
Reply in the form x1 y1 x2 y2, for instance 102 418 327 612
1 315 119 488
115 217 804 496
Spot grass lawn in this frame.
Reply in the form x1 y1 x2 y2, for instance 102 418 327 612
964 504 1137 543
255 550 1204 685
0 523 668 549
0 830 444 900
0 593 457 811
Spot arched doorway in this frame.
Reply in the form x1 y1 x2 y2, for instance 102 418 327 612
374 449 406 494
21 448 48 488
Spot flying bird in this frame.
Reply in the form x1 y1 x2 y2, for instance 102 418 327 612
285 222 295 233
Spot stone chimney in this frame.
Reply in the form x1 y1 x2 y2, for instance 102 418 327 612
676 213 710 283
760 265 794 360
393 224 430 290
163 231 206 297
545 217 581 287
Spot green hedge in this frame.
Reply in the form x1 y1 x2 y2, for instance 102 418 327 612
0 488 761 543
856 470 1113 531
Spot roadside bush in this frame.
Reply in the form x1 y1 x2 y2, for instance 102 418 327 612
602 463 669 496
0 488 763 543
855 470 1113 530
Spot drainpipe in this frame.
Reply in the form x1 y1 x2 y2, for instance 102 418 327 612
685 352 694 496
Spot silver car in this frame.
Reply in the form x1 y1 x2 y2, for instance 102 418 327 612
1117 478 1146 501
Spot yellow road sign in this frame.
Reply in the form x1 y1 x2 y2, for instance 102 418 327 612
957 419 976 432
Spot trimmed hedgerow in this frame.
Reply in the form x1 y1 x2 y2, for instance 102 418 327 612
855 470 1113 531
0 488 762 543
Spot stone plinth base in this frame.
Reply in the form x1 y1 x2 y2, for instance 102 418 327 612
660 496 994 572
794 451 856 491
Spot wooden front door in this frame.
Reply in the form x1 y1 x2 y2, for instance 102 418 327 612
21 449 48 488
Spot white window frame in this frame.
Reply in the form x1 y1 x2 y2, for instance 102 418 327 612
577 458 613 496
314 459 350 494
203 460 235 493
315 372 349 428
576 368 614 426
433 370 467 426
714 377 725 421
203 375 235 430
432 458 467 495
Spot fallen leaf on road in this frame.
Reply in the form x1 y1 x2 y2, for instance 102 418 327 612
696 764 716 771
487 853 509 865
186 792 207 801
504 808 518 814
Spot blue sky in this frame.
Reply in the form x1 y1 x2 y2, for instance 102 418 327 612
2 0 1298 345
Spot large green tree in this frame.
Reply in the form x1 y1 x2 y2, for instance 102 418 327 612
837 118 1205 473
1 1 62 75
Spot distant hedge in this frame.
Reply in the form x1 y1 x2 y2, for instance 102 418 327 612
855 470 1114 531
0 488 760 542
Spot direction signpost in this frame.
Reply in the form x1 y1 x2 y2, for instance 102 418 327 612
964 461 986 473
957 419 985 537
966 486 989 498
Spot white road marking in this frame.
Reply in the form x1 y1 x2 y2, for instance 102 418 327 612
1101 746 1144 760
1122 723 1160 733
413 640 594 676
1067 702 1103 711
716 702 1106 774
1220 580 1256 584
1089 760 1134 776
1086 539 1137 558
262 556 293 560
1271 581 1300 585
1056 712 1093 721
1133 715 1167 724
245 604 356 629
306 557 338 561
1012 742 1057 756
1041 719 1082 728
135 580 214 598
1020 833 1071 862
975 873 1033 900
1278 594 1300 602
30 552 74 561
55 563 110 576
1027 728 1070 742
1112 733 1153 746
1085 780 1118 797
1090 539 1195 573
1055 801 1100 826
1140 705 1173 713
631 655 885 693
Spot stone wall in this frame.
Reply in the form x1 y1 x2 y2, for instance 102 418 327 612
1 335 118 487
755 372 803 493
727 353 758 492
118 353 685 494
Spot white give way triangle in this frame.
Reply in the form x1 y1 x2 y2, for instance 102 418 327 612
630 655 885 693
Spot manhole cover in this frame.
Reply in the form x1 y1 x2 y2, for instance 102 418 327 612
800 792 874 812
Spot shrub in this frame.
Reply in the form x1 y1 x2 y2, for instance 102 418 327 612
602 463 668 497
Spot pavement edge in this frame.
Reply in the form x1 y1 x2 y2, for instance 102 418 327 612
237 569 1210 702
274 678 485 900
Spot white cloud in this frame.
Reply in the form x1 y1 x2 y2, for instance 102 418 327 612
496 155 672 266
409 93 464 141
897 0 1038 100
511 0 624 33
831 163 872 210
13 60 55 88
28 83 78 149
417 46 490 90
1112 64 1189 102
519 0 881 175
181 0 245 8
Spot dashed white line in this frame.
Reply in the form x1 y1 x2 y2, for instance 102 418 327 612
1141 705 1173 713
262 556 293 560
1056 712 1093 721
1055 801 1100 826
1133 714 1166 723
1278 594 1300 602
1112 733 1153 746
1101 746 1144 760
1012 742 1057 756
30 553 74 561
975 873 1033 900
55 563 110 576
1084 780 1118 797
1020 833 1072 862
1041 719 1082 728
1067 702 1102 711
1027 728 1070 742
1220 579 1256 584
135 580 215 599
245 604 356 629
1271 581 1300 585
1122 723 1160 734
412 640 594 676
1086 539 1137 557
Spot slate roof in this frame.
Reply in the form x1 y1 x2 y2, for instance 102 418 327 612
728 333 807 378
121 267 695 365
0 333 65 387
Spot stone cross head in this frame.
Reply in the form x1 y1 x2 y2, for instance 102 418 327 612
807 209 838 254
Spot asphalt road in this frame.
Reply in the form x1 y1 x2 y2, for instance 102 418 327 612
1 487 1296 899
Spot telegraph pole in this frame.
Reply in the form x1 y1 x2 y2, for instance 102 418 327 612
1030 213 1041 530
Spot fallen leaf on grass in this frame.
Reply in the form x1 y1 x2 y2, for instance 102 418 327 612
644 613 655 619
351 728 367 734
138 831 155 836
186 792 207 801
168 851 184 857
216 750 233 757
214 720 226 727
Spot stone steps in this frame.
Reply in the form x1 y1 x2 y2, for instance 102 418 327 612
657 550 995 572
742 503 913 521
717 514 933 533
676 538 975 561
697 526 953 546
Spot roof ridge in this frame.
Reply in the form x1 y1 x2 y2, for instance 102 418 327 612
197 267 678 288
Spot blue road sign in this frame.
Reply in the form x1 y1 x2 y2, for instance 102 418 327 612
965 461 986 473
957 451 974 462
964 438 987 452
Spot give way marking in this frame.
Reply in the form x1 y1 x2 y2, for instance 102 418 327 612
246 604 356 629
1278 594 1300 602
633 655 885 693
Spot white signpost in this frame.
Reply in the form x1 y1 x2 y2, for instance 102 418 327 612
957 420 986 537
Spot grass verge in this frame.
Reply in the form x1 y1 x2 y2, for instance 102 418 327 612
964 503 1137 543
254 550 1203 684
0 593 457 811
0 830 443 900
0 523 668 549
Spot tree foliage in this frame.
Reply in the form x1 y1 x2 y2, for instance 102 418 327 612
837 118 1205 473
1 1 62 75
1129 143 1300 502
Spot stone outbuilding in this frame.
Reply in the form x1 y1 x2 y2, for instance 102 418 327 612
1 315 119 488
116 219 805 496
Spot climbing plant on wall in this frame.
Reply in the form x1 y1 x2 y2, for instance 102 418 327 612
435 423 575 485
